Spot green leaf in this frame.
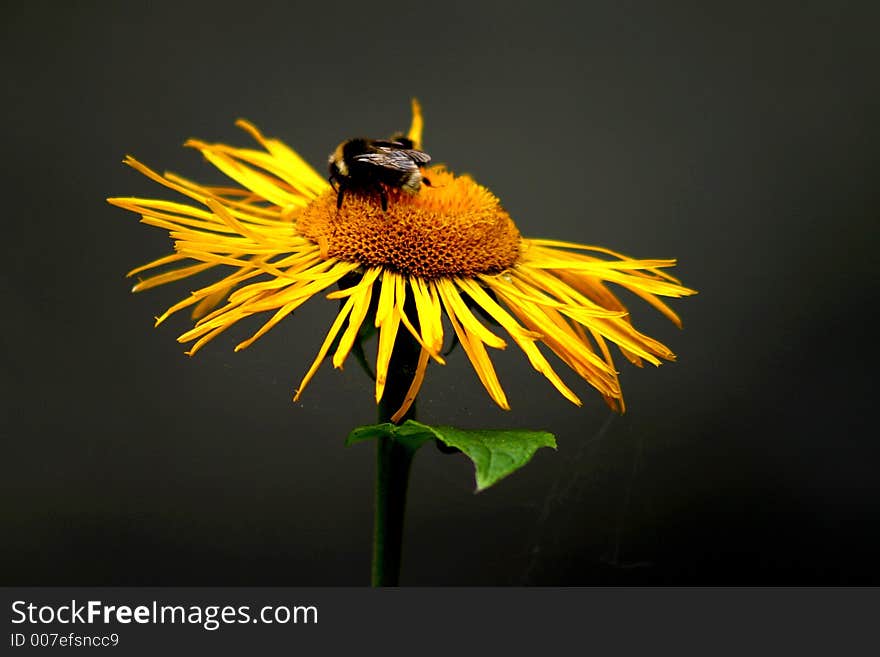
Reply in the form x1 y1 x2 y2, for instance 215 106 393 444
346 423 396 446
345 422 434 451
345 420 556 492
404 421 556 492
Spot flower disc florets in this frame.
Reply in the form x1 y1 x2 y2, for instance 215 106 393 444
296 167 521 278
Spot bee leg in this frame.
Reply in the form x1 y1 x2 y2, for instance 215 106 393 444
378 187 388 212
421 175 432 187
329 177 339 193
336 187 345 210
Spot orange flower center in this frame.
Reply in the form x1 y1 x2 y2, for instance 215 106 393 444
296 167 521 278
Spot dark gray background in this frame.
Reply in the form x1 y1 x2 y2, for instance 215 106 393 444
2 1 877 585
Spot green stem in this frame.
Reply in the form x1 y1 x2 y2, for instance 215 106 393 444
371 327 421 587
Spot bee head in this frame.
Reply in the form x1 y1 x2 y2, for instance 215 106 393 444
328 142 349 181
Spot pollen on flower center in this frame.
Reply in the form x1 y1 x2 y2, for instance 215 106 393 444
295 167 521 278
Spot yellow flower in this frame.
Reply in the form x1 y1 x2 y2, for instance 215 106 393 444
108 101 695 422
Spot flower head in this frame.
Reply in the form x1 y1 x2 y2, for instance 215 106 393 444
109 101 695 421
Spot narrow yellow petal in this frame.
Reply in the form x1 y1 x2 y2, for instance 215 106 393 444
234 300 299 352
526 246 697 298
242 269 352 315
586 327 625 412
463 278 581 405
191 283 235 320
326 266 381 299
407 98 424 149
117 156 210 206
410 277 445 354
427 283 444 338
110 197 234 234
479 272 624 318
294 296 356 401
527 254 679 272
130 262 216 292
390 347 431 423
177 305 253 343
498 284 617 374
126 252 188 278
436 279 506 349
625 285 683 328
513 266 626 318
511 268 668 363
182 260 357 350
195 142 317 202
173 249 257 269
492 287 621 398
442 290 510 410
184 323 236 356
556 268 683 328
374 270 396 328
186 142 302 208
526 239 684 284
394 275 445 364
204 197 275 245
223 257 338 306
375 308 401 403
182 280 261 327
517 272 672 365
549 270 626 313
163 172 285 222
332 268 381 368
234 119 330 196
277 260 360 284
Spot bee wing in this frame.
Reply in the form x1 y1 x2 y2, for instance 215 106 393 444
354 146 431 172
400 148 431 165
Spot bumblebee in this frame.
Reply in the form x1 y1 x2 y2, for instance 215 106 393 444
328 136 431 211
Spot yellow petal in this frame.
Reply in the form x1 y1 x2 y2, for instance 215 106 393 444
375 308 402 403
459 278 583 406
390 347 431 423
407 98 424 149
442 289 510 410
332 268 381 368
436 279 506 350
294 295 356 401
